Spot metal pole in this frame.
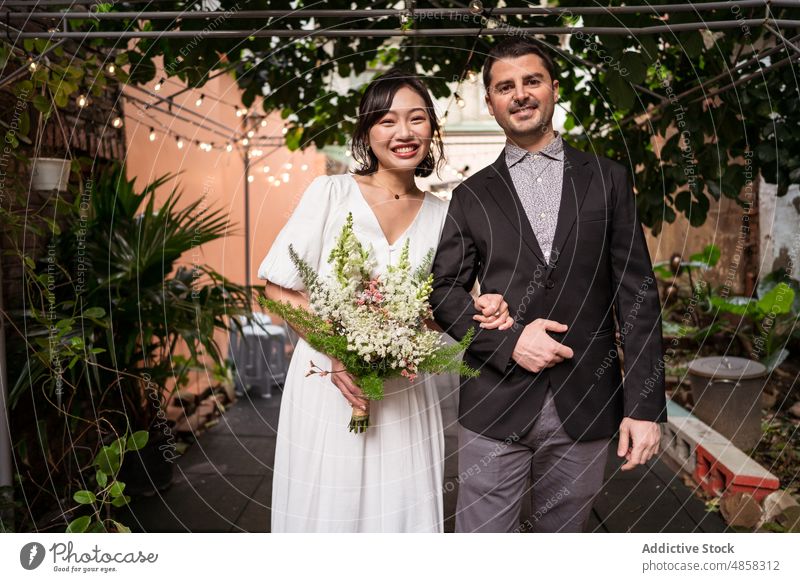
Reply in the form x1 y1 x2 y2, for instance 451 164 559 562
3 1 797 19
3 0 190 5
243 145 251 291
765 23 800 57
9 20 800 40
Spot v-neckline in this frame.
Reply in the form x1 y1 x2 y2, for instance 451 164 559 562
349 174 428 248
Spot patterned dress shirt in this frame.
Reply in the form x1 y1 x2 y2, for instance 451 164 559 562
504 132 565 264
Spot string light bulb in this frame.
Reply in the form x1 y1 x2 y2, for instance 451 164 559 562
77 94 88 108
176 137 184 149
195 94 204 107
111 116 123 128
469 0 484 15
149 128 156 141
106 63 116 74
154 77 165 91
226 143 233 152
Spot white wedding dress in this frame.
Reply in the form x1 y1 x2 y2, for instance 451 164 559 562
257 174 450 532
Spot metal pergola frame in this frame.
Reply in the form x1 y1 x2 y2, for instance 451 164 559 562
1 0 798 18
2 1 800 39
4 20 800 39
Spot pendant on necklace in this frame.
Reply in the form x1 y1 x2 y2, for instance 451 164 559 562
394 194 400 200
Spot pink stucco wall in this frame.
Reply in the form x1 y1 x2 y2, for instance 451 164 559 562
122 59 328 394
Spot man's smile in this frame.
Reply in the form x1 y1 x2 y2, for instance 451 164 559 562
510 103 539 118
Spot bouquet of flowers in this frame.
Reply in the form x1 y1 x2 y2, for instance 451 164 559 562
258 213 478 433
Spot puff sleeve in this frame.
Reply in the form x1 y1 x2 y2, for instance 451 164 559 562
257 175 333 291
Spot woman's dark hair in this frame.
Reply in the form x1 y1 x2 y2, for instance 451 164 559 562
351 68 443 177
482 38 557 88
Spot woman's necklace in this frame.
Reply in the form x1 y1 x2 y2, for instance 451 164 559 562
369 176 423 200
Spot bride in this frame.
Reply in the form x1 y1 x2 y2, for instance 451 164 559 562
257 68 513 532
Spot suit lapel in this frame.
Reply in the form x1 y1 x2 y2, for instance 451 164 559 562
548 144 592 270
484 152 547 266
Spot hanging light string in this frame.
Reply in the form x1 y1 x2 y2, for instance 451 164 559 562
150 74 248 111
0 12 284 146
123 84 275 143
124 100 279 156
118 101 305 190
124 99 232 152
122 92 243 145
0 17 264 148
120 60 300 145
5 47 290 154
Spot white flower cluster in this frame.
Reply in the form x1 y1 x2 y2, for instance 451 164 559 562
308 231 442 378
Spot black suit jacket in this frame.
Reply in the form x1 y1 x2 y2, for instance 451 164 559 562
430 143 667 442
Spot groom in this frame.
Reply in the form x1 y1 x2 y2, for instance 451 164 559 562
430 39 667 533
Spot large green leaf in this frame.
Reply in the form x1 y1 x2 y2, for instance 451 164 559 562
73 491 96 505
620 52 648 85
757 283 795 316
605 70 635 111
126 430 149 451
710 295 752 316
94 446 120 475
66 516 92 533
689 244 721 268
108 481 126 497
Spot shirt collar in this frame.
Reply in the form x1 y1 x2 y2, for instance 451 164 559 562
505 131 564 168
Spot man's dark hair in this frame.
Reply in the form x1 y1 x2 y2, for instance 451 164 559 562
351 68 443 178
482 39 557 89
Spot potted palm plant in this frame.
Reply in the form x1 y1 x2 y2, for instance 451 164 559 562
7 162 254 519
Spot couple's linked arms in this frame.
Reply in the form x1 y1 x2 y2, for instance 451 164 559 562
427 189 571 376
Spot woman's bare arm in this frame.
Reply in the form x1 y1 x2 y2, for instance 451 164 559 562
263 281 367 410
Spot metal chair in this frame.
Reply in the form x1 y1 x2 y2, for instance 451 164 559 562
228 313 288 398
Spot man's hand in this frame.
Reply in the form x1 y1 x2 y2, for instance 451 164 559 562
617 418 660 471
328 356 368 411
511 319 573 372
473 293 514 330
